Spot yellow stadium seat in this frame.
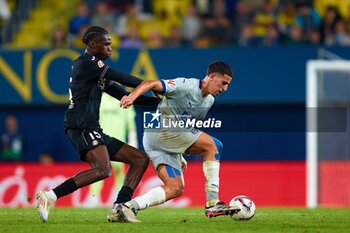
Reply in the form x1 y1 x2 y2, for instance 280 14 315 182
10 0 80 48
314 0 350 19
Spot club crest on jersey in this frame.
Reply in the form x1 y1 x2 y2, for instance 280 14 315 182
167 80 176 86
97 60 105 68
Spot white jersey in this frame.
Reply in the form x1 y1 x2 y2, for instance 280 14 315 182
143 78 215 160
158 78 215 121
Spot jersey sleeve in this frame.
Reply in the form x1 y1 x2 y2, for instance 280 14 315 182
104 81 160 106
160 78 190 97
104 68 143 88
83 58 109 80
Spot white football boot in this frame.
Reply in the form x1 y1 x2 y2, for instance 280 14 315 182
36 191 55 222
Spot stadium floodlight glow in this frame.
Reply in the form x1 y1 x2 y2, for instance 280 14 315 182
306 60 350 208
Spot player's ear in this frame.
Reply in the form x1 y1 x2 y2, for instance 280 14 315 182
88 40 96 49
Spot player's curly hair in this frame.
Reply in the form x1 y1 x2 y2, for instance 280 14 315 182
207 61 233 77
82 26 109 44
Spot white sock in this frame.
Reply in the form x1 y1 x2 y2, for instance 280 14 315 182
46 190 57 201
203 161 220 206
129 186 166 210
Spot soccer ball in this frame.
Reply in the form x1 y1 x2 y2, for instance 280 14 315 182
229 195 256 221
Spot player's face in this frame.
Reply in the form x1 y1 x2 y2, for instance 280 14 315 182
93 34 112 60
209 73 232 97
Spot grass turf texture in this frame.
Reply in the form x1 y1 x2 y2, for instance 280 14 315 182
1 208 350 233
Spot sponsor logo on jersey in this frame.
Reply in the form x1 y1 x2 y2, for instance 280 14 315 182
97 60 105 68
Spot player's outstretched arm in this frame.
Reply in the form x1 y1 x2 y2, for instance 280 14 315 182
105 81 160 106
120 80 163 108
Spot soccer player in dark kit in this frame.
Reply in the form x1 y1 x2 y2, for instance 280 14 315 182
36 26 159 223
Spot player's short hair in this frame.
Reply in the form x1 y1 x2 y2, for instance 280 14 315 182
82 26 109 44
207 61 233 77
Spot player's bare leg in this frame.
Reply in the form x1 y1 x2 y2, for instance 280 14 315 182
36 146 112 222
74 146 113 186
107 144 149 222
116 164 184 222
186 132 240 217
109 144 149 191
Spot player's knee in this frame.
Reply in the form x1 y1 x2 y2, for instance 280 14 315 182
138 153 150 168
96 166 112 180
211 136 223 160
132 152 150 168
169 184 184 199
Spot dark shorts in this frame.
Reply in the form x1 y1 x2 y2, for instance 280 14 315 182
65 128 125 161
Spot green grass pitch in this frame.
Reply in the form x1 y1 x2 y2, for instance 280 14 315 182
1 207 350 233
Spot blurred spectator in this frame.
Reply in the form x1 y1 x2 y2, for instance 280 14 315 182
295 2 321 34
251 0 276 46
51 25 67 48
193 0 211 15
237 23 255 46
91 1 115 29
264 23 280 47
307 28 321 46
73 24 90 48
69 1 90 35
332 20 350 46
285 25 306 46
201 0 232 46
0 0 11 21
108 0 135 14
192 34 212 48
243 0 266 12
164 25 185 48
146 26 163 48
120 26 143 48
1 115 23 161
152 0 188 24
277 1 296 36
61 0 350 48
114 3 144 39
39 152 55 166
181 3 202 46
231 0 254 44
319 6 341 45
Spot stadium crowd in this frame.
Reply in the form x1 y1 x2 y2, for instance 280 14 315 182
55 0 350 48
1 0 350 48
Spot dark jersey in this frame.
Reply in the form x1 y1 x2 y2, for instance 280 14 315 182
64 53 143 129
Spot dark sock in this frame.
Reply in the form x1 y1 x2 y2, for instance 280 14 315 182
114 186 134 204
53 178 78 199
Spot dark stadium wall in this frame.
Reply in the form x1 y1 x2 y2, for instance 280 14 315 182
1 47 349 162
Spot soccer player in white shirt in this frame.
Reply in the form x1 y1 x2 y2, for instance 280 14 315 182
111 61 237 222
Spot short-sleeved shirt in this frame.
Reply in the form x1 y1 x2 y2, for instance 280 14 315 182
143 78 215 154
158 78 215 121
